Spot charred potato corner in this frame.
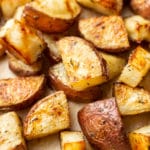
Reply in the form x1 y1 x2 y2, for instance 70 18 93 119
0 0 150 150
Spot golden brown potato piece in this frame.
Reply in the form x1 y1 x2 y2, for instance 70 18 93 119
8 53 43 76
23 91 70 140
119 46 150 87
114 83 150 115
78 98 131 150
49 63 102 102
79 16 129 53
60 131 86 150
0 75 45 110
23 0 81 33
0 19 45 64
0 112 27 150
0 39 6 57
129 125 150 150
57 36 108 91
77 0 123 15
125 15 150 43
0 0 31 19
131 0 150 19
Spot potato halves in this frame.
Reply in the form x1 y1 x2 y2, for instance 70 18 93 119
129 125 150 150
0 112 27 150
114 83 150 115
23 0 81 33
57 36 108 91
23 91 70 140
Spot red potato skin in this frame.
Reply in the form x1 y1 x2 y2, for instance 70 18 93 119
23 6 75 33
78 98 131 150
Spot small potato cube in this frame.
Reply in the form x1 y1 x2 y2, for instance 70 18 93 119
60 131 86 150
77 0 123 15
114 83 150 115
119 46 150 87
0 112 27 150
23 91 70 140
129 125 150 150
79 16 129 53
125 15 150 43
57 36 108 91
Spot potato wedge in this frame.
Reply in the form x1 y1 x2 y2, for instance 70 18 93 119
130 0 150 19
0 112 27 150
77 0 123 15
57 36 108 91
23 0 81 33
114 83 150 115
1 19 45 64
24 91 70 140
8 52 43 76
79 16 129 52
0 38 5 57
78 98 131 150
129 125 150 150
49 63 102 102
60 131 85 150
0 0 31 19
119 46 150 87
125 15 150 43
0 75 45 110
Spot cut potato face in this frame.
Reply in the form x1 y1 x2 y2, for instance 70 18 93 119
60 131 85 150
23 0 81 33
49 63 102 102
129 125 150 150
119 46 150 87
0 112 27 150
78 98 131 150
77 0 123 15
23 91 70 140
114 83 150 115
1 19 45 64
0 75 45 110
57 36 108 91
125 15 150 43
79 16 129 52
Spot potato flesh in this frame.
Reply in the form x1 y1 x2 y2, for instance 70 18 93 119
29 0 81 20
57 36 107 91
125 15 150 43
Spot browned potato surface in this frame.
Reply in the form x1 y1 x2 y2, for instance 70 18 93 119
0 112 27 150
23 0 81 33
79 16 129 52
0 75 45 110
49 63 102 102
131 0 150 19
78 98 131 150
24 91 70 140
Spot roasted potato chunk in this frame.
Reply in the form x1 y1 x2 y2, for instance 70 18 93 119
8 53 43 76
49 63 102 102
129 125 150 150
79 16 129 52
24 91 70 140
131 0 150 19
0 0 31 19
77 0 123 15
60 131 85 150
114 83 150 115
125 15 150 43
0 39 6 57
57 36 108 91
78 98 131 150
0 19 45 64
23 0 81 33
0 112 27 150
0 75 45 110
119 46 150 87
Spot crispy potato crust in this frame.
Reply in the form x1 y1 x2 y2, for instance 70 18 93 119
78 98 131 150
